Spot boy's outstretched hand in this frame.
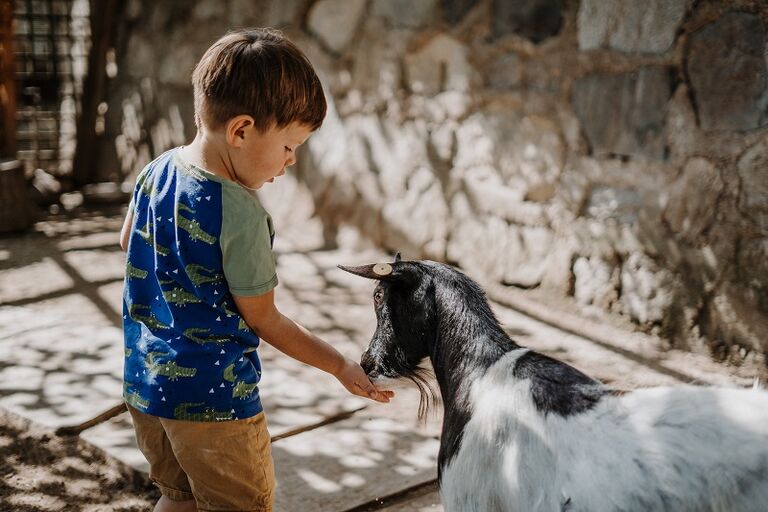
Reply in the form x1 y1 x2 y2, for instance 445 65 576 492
335 358 395 403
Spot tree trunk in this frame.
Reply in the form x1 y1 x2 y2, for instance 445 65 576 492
71 0 122 187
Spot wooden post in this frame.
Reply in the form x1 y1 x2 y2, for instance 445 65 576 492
0 1 32 233
0 0 15 159
71 0 121 187
0 159 33 233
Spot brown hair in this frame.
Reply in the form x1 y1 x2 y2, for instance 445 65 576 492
192 28 326 132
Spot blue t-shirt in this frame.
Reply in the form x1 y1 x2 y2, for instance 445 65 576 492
123 148 278 421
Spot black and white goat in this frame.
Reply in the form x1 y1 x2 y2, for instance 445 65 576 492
340 257 768 512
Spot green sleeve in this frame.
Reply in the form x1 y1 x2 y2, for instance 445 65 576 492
220 188 278 296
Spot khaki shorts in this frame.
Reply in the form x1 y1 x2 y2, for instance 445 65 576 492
127 405 276 511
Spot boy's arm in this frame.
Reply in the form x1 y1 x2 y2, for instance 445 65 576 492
120 210 134 252
232 290 393 403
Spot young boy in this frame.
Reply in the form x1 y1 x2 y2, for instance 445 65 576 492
119 28 392 512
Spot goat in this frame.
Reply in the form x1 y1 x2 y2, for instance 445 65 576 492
339 257 768 512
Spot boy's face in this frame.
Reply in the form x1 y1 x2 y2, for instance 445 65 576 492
231 121 313 190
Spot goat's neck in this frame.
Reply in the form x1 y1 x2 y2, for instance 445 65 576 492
429 301 519 409
428 296 519 475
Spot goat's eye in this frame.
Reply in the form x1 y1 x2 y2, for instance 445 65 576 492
373 290 384 304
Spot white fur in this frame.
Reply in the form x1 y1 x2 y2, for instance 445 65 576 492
441 350 768 512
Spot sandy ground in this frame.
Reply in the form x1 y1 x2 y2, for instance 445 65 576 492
0 407 158 511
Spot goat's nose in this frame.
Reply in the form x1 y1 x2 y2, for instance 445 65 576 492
360 350 377 376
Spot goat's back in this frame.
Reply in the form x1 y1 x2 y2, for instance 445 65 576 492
442 369 768 512
558 385 768 511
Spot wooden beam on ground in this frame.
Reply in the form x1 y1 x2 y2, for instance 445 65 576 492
55 402 127 436
342 480 440 512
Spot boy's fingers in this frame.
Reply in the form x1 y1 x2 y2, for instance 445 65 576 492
370 388 395 402
355 382 393 402
370 391 390 403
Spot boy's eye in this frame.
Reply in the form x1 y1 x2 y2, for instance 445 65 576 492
284 146 293 153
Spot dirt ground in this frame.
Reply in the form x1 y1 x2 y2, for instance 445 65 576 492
0 407 158 511
0 206 157 510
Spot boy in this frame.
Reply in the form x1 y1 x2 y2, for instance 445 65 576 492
119 28 392 512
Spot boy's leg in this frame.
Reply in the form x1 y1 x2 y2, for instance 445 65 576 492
154 495 198 512
127 405 197 503
161 412 276 512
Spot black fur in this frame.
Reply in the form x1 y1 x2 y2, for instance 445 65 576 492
512 351 609 416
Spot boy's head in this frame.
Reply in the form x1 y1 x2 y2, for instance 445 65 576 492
192 28 326 133
192 29 327 189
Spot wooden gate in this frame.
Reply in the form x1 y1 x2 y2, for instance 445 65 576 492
13 0 88 177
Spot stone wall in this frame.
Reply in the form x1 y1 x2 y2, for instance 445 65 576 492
106 0 768 367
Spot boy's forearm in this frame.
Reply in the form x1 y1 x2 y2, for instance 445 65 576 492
251 310 345 376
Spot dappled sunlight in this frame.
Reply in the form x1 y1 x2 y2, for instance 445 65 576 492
0 214 128 435
271 413 438 509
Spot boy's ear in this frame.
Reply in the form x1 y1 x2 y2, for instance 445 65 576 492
225 115 255 148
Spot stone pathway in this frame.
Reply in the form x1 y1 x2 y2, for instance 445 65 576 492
0 187 756 510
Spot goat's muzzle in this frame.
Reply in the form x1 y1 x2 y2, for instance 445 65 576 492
360 350 379 377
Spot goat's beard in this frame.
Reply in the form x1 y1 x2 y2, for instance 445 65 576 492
371 365 440 422
410 365 440 421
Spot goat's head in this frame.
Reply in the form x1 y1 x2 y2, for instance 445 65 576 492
339 254 439 415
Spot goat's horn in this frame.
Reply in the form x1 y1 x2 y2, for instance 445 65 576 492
394 252 402 263
338 263 390 280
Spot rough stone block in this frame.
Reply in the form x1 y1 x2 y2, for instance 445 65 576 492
572 67 672 160
372 0 437 29
620 253 676 325
441 0 476 25
663 157 723 241
496 115 564 194
404 34 475 95
463 168 546 226
447 213 553 288
686 12 768 132
705 283 768 355
573 256 618 309
263 0 308 27
351 29 407 101
454 113 497 169
586 185 642 224
737 139 768 231
382 167 449 257
737 239 768 304
455 111 563 196
578 0 689 54
307 0 367 53
492 0 564 43
487 53 523 90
